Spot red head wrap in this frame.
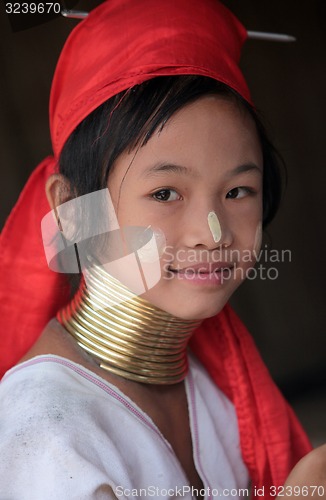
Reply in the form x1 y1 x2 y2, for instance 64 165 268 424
0 0 311 493
50 0 250 158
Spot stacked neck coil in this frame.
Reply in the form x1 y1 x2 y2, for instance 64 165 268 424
57 260 201 384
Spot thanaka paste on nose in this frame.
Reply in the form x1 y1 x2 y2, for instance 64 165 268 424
208 211 222 243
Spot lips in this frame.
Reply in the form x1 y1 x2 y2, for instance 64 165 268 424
169 262 234 274
168 262 235 286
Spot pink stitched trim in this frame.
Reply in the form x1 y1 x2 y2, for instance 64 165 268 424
187 368 213 500
3 356 172 450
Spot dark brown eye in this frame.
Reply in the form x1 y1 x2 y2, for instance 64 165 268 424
152 189 180 202
226 187 252 199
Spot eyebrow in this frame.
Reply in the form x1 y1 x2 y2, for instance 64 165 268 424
141 161 262 179
141 162 199 179
227 163 262 177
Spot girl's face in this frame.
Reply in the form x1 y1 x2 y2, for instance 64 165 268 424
107 96 263 320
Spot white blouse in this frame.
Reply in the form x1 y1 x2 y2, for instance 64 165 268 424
0 352 249 499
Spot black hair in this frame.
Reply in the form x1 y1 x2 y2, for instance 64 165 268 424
59 75 284 227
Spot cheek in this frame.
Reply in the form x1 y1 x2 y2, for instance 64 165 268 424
239 213 262 241
159 232 178 270
230 201 262 256
252 222 263 254
237 220 263 273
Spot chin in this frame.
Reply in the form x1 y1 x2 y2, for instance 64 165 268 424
148 292 228 321
170 302 226 321
140 278 237 321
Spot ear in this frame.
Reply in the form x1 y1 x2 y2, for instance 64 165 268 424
45 174 75 234
45 174 73 211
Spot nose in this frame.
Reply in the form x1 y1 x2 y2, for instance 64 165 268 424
181 204 233 250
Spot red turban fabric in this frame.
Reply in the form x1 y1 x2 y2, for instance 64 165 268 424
50 0 250 158
0 0 311 495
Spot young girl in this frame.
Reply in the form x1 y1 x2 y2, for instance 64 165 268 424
0 0 314 498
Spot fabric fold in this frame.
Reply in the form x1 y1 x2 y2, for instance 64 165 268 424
0 157 70 375
190 304 312 492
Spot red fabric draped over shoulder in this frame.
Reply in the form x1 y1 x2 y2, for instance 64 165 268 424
0 158 70 375
190 305 312 493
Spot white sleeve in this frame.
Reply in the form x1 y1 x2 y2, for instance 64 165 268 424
0 368 120 500
0 426 119 500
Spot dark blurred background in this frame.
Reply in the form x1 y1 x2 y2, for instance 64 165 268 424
0 0 325 445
